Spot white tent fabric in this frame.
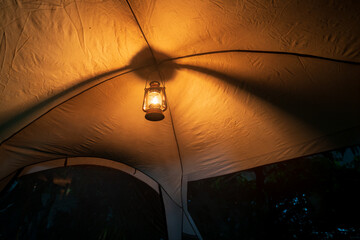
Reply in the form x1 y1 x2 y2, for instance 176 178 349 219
1 0 360 239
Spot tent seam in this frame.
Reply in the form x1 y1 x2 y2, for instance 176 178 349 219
125 2 186 234
125 0 158 65
1 48 358 145
0 66 147 145
167 100 185 233
159 49 360 65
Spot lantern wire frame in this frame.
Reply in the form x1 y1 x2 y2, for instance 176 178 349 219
142 68 168 121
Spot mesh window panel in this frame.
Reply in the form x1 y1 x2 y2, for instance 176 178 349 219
0 165 167 240
188 146 360 240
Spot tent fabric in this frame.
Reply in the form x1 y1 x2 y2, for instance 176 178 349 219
1 0 360 239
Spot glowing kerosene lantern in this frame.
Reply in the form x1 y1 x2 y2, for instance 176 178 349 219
142 81 167 121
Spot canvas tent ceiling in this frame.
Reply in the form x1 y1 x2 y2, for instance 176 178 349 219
1 0 360 239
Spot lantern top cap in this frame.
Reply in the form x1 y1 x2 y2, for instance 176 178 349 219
149 81 160 87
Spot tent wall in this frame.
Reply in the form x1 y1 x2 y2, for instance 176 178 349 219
1 0 360 239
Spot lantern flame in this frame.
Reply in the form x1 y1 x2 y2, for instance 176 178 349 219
149 92 161 107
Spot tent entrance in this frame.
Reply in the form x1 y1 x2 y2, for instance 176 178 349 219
0 163 168 240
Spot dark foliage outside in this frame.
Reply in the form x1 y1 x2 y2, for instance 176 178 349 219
188 145 360 240
1 146 359 240
0 165 167 240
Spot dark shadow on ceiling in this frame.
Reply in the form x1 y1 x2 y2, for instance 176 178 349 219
0 47 178 143
173 63 359 146
130 47 176 82
0 65 135 144
129 47 359 146
0 47 174 143
1 47 359 147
